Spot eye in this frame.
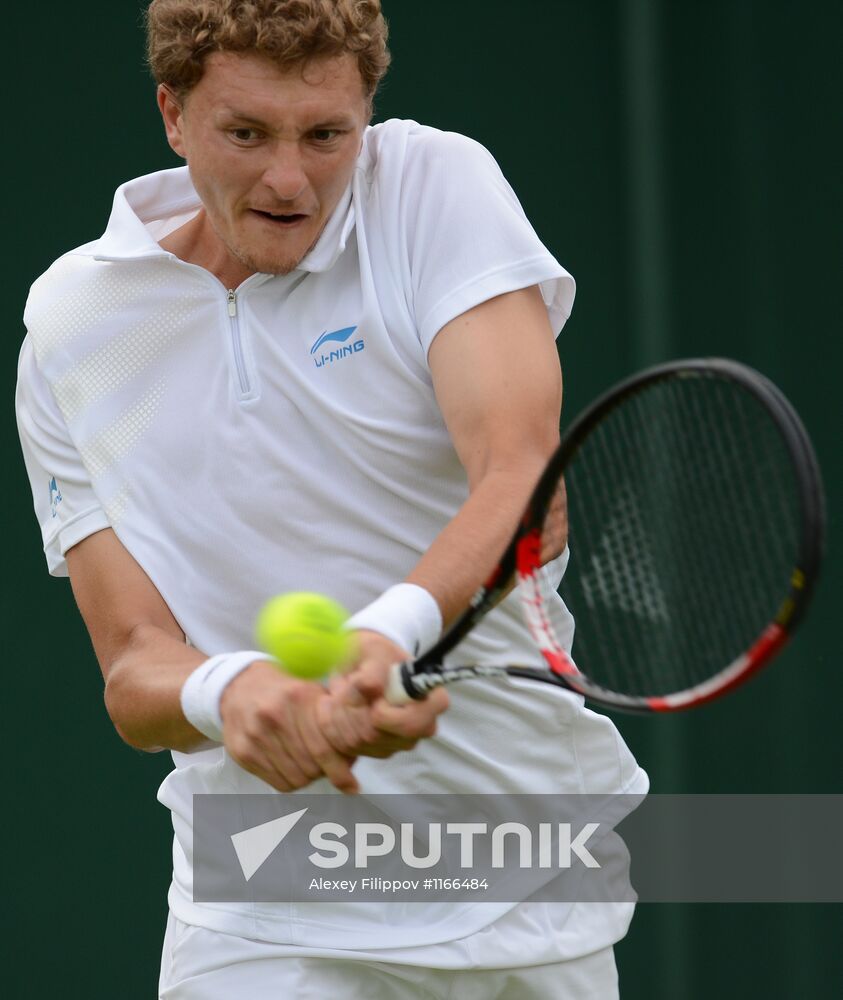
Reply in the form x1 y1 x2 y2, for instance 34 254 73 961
311 129 341 143
229 127 261 143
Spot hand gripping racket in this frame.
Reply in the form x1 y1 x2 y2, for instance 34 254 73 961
386 358 825 713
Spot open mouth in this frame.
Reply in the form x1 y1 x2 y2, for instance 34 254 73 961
253 210 308 227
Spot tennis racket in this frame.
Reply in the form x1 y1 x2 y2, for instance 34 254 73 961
386 358 825 713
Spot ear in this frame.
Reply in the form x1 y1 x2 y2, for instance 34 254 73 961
157 84 187 158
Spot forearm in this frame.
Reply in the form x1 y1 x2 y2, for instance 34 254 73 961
67 530 444 782
104 624 448 795
342 455 557 707
407 453 555 627
409 285 564 631
103 623 212 752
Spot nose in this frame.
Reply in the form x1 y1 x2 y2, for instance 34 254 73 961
261 141 308 202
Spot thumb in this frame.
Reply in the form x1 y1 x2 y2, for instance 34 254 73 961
347 660 395 703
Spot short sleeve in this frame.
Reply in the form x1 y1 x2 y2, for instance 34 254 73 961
400 128 576 354
15 336 110 577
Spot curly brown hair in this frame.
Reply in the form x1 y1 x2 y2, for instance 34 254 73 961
145 0 391 99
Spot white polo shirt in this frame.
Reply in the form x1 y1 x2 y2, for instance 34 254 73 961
17 119 646 958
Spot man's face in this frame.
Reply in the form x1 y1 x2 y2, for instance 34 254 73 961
161 52 370 276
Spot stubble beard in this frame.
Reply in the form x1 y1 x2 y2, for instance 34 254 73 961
227 217 327 277
230 243 302 277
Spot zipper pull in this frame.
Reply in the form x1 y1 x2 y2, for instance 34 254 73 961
227 289 237 318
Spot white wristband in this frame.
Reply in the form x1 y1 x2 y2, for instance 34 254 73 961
180 650 270 743
345 583 442 657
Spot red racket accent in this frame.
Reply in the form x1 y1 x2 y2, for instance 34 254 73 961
545 649 579 678
515 529 543 576
746 623 788 669
645 624 790 712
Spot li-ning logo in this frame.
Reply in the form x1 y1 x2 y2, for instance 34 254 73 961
311 326 365 369
49 477 63 519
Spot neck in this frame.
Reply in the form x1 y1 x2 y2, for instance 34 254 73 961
159 210 255 289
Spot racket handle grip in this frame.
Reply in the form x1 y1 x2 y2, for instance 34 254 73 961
386 662 423 705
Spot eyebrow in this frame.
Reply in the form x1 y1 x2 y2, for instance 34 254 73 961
220 109 357 129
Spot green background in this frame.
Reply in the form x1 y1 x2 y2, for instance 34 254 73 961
6 1 840 995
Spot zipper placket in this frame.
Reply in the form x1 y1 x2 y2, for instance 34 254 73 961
103 254 262 402
227 289 252 397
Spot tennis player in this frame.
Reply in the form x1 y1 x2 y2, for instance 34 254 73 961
16 1 647 996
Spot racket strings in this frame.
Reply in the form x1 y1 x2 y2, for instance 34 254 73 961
572 388 686 695
679 383 770 652
567 415 643 687
657 377 795 681
710 386 796 623
722 383 798 606
553 375 801 697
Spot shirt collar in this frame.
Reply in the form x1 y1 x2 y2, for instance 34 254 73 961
92 165 356 273
297 183 355 273
93 167 200 260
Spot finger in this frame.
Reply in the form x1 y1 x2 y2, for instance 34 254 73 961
320 696 380 755
225 737 301 792
250 695 324 784
318 680 361 750
322 690 426 759
328 768 360 795
355 737 420 757
346 660 394 704
299 695 361 793
264 734 321 786
327 674 364 716
323 676 384 748
370 687 450 739
327 674 350 697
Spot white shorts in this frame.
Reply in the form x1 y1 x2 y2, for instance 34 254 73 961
158 913 620 999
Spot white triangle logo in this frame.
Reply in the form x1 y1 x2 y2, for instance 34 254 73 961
579 481 669 625
231 808 309 881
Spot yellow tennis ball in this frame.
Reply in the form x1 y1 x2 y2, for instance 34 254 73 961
255 592 355 679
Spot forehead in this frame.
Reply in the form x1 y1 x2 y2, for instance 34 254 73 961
187 51 368 122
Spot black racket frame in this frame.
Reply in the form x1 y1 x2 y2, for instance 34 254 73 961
395 358 825 712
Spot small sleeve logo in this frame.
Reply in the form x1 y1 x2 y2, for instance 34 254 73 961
49 477 63 519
